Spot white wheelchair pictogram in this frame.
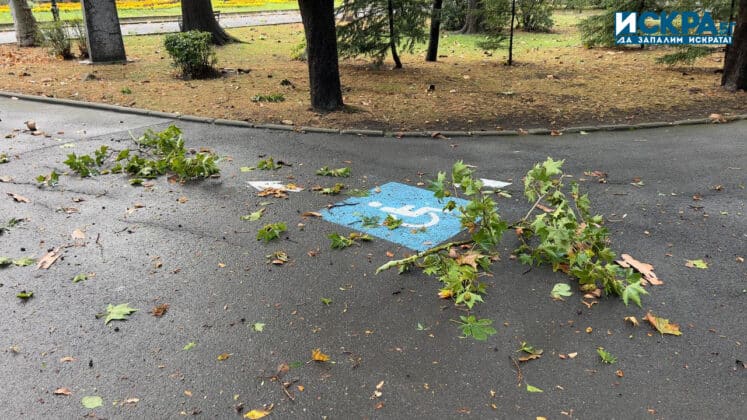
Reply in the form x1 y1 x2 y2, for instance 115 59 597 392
368 201 452 229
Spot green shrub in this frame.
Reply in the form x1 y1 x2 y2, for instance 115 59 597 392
39 20 73 59
290 38 307 61
163 31 218 79
517 0 554 32
68 19 89 59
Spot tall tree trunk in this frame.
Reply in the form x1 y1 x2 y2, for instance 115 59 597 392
722 0 747 91
181 0 238 46
387 0 402 69
426 0 443 62
460 0 482 34
297 0 344 111
9 0 39 47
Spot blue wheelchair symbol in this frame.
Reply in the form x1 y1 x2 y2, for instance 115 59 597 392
320 182 470 251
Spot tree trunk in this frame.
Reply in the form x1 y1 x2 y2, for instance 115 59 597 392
426 0 443 62
387 0 402 69
181 0 238 45
460 0 482 34
9 0 39 47
297 0 344 111
722 0 747 91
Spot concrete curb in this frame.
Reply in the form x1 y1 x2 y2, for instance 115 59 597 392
2 90 746 139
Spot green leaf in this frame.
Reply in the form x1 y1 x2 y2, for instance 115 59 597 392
316 166 351 177
81 396 103 409
329 232 354 249
345 188 370 197
183 342 197 351
526 384 544 393
72 273 88 283
686 259 708 269
256 222 286 242
16 291 33 300
621 281 648 307
456 316 497 341
359 215 380 228
0 256 12 267
319 183 344 195
241 208 265 222
12 257 35 267
252 322 265 332
288 361 303 369
239 166 255 172
102 303 138 325
383 214 403 230
321 297 332 306
550 283 573 299
256 157 282 170
597 347 617 364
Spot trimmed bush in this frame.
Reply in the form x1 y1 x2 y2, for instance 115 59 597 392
163 31 218 79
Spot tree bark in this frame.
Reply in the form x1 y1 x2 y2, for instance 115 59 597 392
9 0 39 47
387 0 402 68
426 0 443 62
460 0 482 34
297 0 344 111
722 0 747 91
181 0 239 45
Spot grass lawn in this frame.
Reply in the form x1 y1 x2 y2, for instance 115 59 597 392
0 1 302 25
0 10 744 131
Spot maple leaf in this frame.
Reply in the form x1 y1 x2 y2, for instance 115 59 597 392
618 254 663 285
101 303 138 325
81 395 103 409
240 208 265 222
455 252 480 269
311 348 330 362
645 311 682 336
550 283 573 300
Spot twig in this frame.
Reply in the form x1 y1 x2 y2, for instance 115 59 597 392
522 192 547 222
509 356 523 386
375 239 472 274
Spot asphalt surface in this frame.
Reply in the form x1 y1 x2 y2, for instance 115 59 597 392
0 96 745 419
0 11 301 45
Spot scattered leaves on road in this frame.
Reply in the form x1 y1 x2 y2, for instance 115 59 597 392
311 348 330 362
597 347 617 364
316 166 351 177
151 303 170 317
81 396 103 409
244 404 273 419
645 311 682 336
100 303 138 325
685 259 708 269
550 283 573 300
37 248 61 269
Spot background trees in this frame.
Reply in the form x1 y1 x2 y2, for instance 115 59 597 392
298 0 344 111
180 0 239 45
722 0 747 90
337 0 431 69
9 0 39 47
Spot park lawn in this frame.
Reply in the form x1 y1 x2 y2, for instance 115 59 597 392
0 11 744 131
0 1 302 25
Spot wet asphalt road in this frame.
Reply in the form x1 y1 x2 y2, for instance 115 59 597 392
0 97 745 419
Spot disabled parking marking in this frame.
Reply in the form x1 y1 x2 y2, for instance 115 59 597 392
320 182 471 251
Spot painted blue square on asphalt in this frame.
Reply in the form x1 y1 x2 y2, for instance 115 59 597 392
320 182 469 251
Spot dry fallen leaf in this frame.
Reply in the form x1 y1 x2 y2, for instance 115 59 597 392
617 254 663 285
53 387 72 396
72 229 85 240
645 311 682 336
37 248 61 270
455 252 480 269
624 316 640 327
257 188 288 199
567 352 578 359
616 369 624 378
709 113 726 123
177 196 188 204
59 356 76 363
7 193 30 203
25 120 37 131
151 303 170 317
217 353 231 361
122 398 140 405
244 404 273 419
518 354 542 362
311 348 330 362
301 211 322 218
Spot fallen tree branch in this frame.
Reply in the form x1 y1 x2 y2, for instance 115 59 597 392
375 239 472 274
